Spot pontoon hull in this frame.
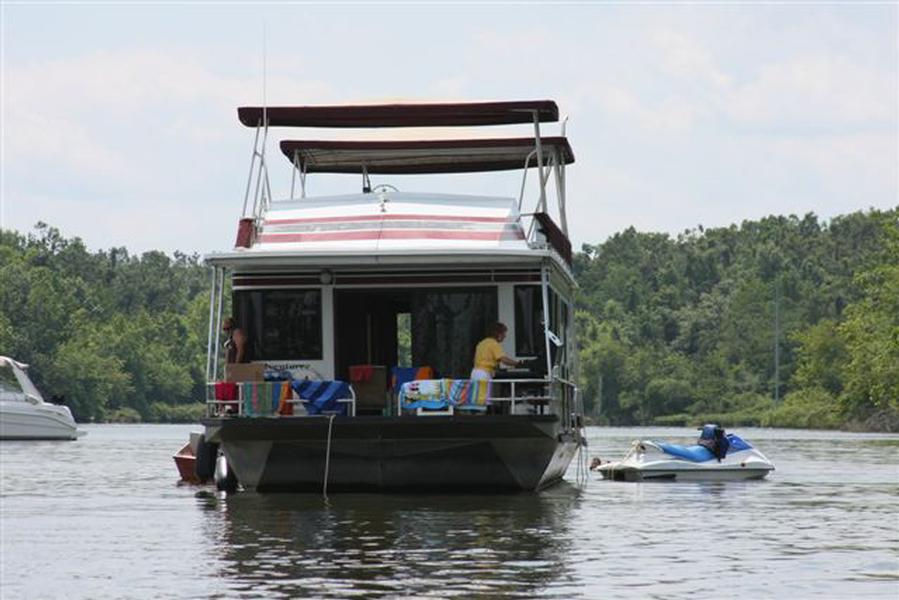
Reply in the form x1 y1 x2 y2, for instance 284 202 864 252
202 415 579 492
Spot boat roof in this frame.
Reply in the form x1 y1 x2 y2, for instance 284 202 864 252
278 137 574 174
238 100 559 128
249 192 528 253
207 192 572 277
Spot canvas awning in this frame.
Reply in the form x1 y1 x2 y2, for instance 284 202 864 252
238 100 559 128
278 137 574 174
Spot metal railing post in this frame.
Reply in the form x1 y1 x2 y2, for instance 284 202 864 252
212 267 225 381
552 149 568 235
290 150 299 199
241 123 262 217
540 265 553 388
263 153 273 212
205 266 217 382
300 159 308 198
251 123 270 219
532 110 547 214
518 150 534 211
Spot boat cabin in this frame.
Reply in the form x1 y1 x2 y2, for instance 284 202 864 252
204 100 580 422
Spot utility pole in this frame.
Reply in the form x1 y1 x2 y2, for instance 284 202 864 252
774 279 780 403
595 374 603 418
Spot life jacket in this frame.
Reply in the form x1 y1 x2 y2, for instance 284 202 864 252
697 424 730 461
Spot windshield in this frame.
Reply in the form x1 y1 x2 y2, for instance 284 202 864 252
0 363 25 399
0 361 42 402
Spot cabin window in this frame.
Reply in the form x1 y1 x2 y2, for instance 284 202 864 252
556 295 570 376
515 284 569 375
411 288 497 378
334 288 492 380
233 289 323 360
546 286 569 373
514 285 543 357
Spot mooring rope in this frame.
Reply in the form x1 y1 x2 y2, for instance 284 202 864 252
575 442 583 486
323 414 336 497
576 429 589 487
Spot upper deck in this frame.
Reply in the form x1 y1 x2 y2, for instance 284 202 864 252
201 100 582 422
208 100 575 275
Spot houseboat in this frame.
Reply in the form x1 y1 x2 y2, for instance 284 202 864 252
199 100 585 492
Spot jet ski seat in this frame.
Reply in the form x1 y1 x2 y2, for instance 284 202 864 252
655 443 715 462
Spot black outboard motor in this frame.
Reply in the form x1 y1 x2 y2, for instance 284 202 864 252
697 424 730 462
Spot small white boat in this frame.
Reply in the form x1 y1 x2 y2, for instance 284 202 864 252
0 356 80 441
596 425 774 482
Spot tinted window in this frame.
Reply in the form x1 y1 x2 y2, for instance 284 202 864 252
0 364 22 394
514 285 543 356
411 288 497 378
234 289 322 360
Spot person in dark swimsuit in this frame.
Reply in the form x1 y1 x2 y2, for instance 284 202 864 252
222 317 247 364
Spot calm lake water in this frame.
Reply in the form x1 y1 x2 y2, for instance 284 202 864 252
1 424 897 599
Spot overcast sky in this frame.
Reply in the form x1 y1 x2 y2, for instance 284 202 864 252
2 2 896 256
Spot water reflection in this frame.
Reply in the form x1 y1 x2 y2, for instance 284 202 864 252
4 426 897 598
202 487 582 598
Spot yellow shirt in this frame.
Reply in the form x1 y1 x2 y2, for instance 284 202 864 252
473 337 507 376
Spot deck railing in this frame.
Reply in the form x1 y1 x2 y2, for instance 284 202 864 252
204 382 356 418
205 377 579 425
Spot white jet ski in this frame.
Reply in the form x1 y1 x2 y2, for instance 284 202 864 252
596 425 775 482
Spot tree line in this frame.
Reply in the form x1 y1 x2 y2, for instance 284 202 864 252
0 224 210 422
574 208 898 431
2 208 897 429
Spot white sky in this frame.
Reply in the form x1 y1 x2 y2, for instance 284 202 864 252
2 2 897 256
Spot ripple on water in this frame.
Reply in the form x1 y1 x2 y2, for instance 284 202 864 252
2 425 899 598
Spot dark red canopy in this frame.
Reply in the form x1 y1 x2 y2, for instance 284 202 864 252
278 137 575 174
239 100 559 128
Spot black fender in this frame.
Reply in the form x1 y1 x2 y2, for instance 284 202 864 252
194 435 218 482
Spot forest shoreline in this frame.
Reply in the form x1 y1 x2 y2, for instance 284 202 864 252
3 208 896 432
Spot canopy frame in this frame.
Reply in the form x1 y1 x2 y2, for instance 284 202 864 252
239 101 572 241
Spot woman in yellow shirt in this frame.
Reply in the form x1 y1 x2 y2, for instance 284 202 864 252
471 322 521 381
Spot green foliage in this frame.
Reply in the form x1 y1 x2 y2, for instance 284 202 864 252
3 209 897 430
575 208 899 430
106 407 143 423
43 320 132 422
837 226 899 416
763 388 840 430
397 313 412 367
791 319 846 395
93 312 196 417
149 401 206 423
0 224 209 422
